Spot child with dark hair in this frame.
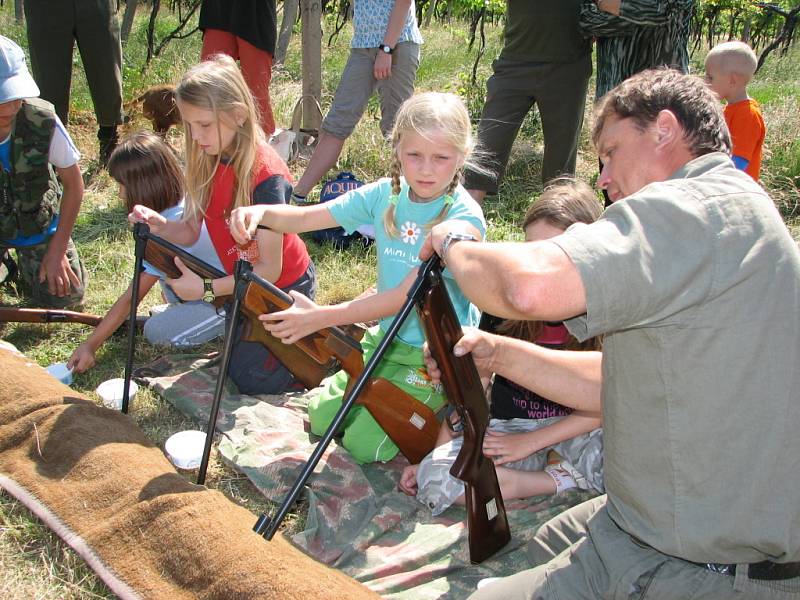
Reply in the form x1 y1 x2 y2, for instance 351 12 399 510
401 178 605 512
68 131 225 373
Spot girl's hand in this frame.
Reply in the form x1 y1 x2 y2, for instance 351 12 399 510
67 343 96 374
423 326 498 384
229 205 269 246
258 291 324 344
164 256 203 301
128 204 167 233
398 464 419 496
482 430 545 466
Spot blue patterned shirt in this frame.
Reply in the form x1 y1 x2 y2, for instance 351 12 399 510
351 0 424 49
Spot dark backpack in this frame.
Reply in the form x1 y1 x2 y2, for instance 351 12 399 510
311 172 374 249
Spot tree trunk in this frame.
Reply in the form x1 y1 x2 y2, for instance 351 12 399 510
15 0 24 22
301 0 322 129
423 0 439 28
121 0 140 45
275 0 300 65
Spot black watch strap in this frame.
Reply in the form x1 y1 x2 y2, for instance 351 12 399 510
378 44 394 54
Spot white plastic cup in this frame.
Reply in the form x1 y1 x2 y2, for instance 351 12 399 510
164 430 207 470
46 362 73 385
95 378 138 410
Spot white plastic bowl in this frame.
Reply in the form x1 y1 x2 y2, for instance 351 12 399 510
96 378 138 410
46 362 73 385
164 430 207 470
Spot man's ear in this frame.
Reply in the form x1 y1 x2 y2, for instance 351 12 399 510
654 109 681 152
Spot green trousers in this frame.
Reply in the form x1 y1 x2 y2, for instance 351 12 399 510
308 326 445 465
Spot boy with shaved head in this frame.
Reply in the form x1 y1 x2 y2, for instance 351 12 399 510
705 41 766 180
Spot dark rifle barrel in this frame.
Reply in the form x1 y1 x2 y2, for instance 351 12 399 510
122 224 231 414
197 260 253 485
252 257 435 540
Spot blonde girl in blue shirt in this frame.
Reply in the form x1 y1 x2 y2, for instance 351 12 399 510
230 92 486 463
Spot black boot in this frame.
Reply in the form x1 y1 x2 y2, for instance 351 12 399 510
98 125 119 168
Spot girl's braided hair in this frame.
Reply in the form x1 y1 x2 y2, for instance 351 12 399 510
383 92 483 238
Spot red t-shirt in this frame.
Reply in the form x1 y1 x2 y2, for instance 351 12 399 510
725 99 766 181
204 144 310 287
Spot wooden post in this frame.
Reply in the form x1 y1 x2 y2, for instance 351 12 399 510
15 0 24 23
121 0 140 45
300 0 322 130
275 0 300 65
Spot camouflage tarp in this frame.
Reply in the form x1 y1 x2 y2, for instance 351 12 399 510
136 353 596 599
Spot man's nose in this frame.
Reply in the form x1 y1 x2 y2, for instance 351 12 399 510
597 163 611 189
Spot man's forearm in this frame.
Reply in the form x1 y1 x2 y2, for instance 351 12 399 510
444 239 587 322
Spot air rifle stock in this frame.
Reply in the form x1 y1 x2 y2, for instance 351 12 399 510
415 255 510 563
136 226 350 390
0 307 148 330
134 226 229 308
0 307 102 326
240 268 440 464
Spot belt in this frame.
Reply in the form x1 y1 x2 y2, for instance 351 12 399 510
692 560 800 581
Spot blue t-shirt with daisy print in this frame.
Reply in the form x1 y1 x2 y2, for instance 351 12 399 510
327 177 486 347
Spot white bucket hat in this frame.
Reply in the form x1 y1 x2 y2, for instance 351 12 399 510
0 35 40 103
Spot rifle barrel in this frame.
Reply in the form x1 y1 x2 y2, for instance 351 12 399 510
0 308 103 327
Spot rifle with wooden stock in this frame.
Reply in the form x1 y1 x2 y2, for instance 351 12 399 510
415 254 510 563
0 307 148 329
239 264 440 464
253 256 510 563
133 224 341 389
0 307 103 326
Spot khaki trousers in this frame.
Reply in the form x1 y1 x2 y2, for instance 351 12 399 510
470 495 800 600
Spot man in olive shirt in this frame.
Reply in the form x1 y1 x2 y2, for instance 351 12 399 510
464 0 591 201
423 69 800 598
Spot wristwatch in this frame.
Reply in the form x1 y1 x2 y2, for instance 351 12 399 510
202 278 215 303
377 44 394 54
440 231 477 263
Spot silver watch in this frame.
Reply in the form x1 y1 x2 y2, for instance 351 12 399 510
440 231 477 262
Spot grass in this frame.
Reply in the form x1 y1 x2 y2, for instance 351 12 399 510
1 4 799 598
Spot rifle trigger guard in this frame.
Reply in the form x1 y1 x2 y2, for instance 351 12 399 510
444 404 464 433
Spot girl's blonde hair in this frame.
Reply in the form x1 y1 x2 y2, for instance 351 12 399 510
498 178 603 351
384 92 477 238
175 54 264 221
107 130 184 213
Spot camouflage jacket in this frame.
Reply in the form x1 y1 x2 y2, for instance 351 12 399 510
0 98 61 241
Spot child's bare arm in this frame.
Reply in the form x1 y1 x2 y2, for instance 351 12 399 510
482 411 601 466
259 269 415 344
68 273 159 373
128 204 201 246
41 164 83 296
229 202 338 243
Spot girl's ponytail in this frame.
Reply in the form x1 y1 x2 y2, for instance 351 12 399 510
383 152 403 238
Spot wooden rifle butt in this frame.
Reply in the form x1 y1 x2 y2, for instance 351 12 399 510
239 317 336 389
464 457 511 563
357 377 440 464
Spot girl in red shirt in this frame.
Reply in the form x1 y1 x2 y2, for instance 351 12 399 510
129 55 315 394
